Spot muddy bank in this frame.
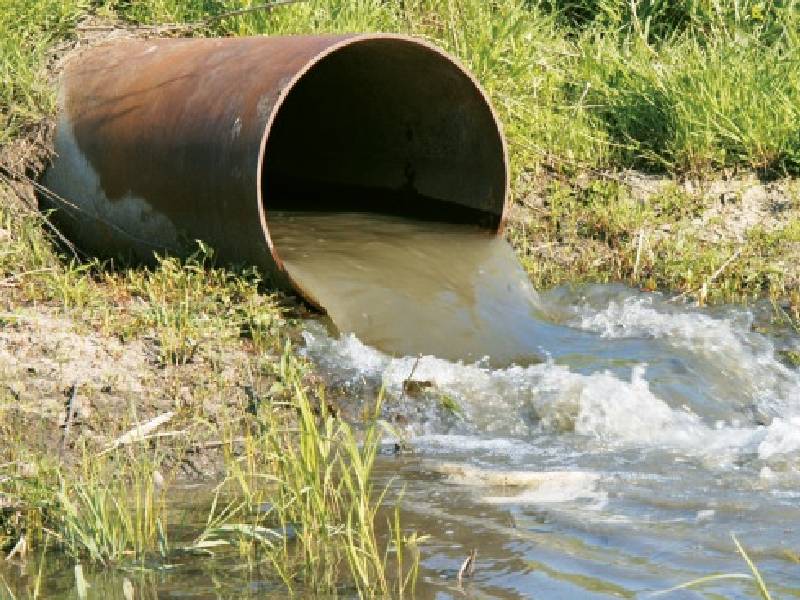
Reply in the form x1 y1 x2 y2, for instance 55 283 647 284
0 302 276 471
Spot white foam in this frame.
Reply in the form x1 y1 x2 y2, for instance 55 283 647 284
422 461 605 506
301 305 800 464
758 416 800 459
409 434 537 457
480 471 605 506
566 295 800 417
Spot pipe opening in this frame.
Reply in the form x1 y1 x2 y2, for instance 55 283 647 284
260 37 507 234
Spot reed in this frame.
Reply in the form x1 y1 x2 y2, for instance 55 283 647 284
2 343 420 595
216 345 421 596
55 447 169 564
653 534 774 598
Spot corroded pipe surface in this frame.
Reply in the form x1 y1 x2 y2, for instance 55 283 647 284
43 34 508 293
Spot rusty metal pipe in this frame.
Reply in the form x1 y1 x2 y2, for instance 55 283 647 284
43 35 508 293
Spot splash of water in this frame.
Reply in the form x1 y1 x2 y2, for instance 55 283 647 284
269 210 800 462
270 210 800 596
299 290 800 466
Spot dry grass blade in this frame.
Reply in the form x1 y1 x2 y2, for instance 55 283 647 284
0 168 81 260
74 563 88 600
0 165 170 254
649 535 774 598
196 0 308 25
136 0 309 34
5 534 27 561
649 573 753 597
122 578 134 600
102 412 175 453
669 245 745 304
0 267 55 287
60 381 80 455
0 576 18 600
457 548 477 585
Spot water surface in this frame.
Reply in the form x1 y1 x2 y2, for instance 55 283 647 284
301 284 800 598
270 210 800 598
5 211 800 598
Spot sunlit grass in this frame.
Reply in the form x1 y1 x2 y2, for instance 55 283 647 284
508 177 800 318
91 0 800 177
1 345 421 595
0 0 88 144
8 0 800 176
109 242 286 365
216 345 422 596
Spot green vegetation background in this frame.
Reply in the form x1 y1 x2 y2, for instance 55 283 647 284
5 0 800 174
4 0 800 315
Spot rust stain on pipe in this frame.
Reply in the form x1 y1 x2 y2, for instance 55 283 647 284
43 34 508 296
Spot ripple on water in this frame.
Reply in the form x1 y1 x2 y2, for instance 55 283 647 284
300 285 800 596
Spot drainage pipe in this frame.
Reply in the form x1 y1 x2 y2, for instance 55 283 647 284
43 35 508 293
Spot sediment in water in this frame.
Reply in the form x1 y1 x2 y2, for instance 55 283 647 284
268 210 550 366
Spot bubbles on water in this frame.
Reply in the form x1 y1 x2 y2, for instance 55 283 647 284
422 461 606 506
554 288 800 421
300 282 800 594
758 416 800 459
301 285 800 470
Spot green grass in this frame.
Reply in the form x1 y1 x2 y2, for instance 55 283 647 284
56 448 170 564
509 177 800 317
6 0 800 177
1 346 420 595
106 243 286 365
213 348 421 596
577 23 800 174
6 0 792 178
0 0 89 144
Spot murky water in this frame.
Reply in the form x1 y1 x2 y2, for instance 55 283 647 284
4 212 799 597
271 211 800 598
268 211 558 366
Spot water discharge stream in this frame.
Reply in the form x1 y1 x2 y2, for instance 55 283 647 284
269 211 551 366
270 210 800 598
7 212 798 598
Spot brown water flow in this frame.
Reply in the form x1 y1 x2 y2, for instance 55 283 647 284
268 211 548 366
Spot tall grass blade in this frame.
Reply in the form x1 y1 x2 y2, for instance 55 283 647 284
732 534 773 600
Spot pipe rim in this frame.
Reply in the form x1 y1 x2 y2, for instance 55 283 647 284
254 33 509 283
